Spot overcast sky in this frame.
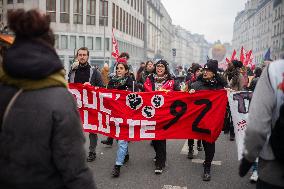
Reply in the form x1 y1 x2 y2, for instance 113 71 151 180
161 0 248 44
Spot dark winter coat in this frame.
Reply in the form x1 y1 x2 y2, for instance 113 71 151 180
190 74 226 91
0 38 96 189
68 62 103 87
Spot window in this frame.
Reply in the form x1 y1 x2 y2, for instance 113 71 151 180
131 0 133 7
70 36 76 50
8 0 13 4
95 37 102 50
87 0 96 25
74 0 83 24
119 8 122 30
99 0 108 26
60 0 69 23
112 3 115 28
105 38 110 51
140 0 143 14
134 0 136 10
78 36 85 48
137 0 139 12
61 35 68 49
46 0 56 22
17 0 24 3
116 5 119 29
54 34 59 49
123 10 125 33
126 13 128 34
87 37 93 50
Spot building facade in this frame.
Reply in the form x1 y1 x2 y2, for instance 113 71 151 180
160 3 173 62
144 0 162 60
3 0 145 73
271 0 284 59
232 0 284 64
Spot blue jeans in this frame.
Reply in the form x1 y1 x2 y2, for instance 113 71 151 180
115 140 128 166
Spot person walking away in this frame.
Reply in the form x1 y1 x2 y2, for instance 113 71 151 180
68 47 104 162
0 9 96 189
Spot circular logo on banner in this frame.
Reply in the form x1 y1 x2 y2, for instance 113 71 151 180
126 93 143 110
142 106 155 118
151 95 164 108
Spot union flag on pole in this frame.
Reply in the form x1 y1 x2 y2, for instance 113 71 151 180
111 28 119 60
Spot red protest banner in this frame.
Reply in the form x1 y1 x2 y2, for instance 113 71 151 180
69 84 228 143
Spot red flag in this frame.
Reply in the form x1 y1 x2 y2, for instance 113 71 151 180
226 58 230 64
244 50 252 66
111 28 119 60
240 47 245 63
230 49 237 61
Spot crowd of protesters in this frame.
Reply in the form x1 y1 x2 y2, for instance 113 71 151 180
0 9 283 189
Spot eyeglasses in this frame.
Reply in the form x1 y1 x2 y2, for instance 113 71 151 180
156 64 165 68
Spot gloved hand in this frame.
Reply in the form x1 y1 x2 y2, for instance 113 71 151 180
239 158 254 177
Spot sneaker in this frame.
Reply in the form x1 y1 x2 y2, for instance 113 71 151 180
155 166 163 174
230 135 235 141
86 152 96 162
101 138 113 146
250 171 258 183
202 173 211 181
202 162 211 181
112 165 121 177
123 154 129 164
187 150 194 159
197 146 203 151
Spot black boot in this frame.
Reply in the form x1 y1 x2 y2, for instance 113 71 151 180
86 152 96 162
202 162 211 181
187 145 194 159
123 154 129 164
101 137 113 146
112 165 121 177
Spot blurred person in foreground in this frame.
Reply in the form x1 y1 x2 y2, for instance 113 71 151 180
239 59 284 188
0 9 96 189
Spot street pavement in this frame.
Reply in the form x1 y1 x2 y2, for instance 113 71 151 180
85 133 255 189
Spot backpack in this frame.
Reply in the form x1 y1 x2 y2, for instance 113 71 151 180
270 103 284 163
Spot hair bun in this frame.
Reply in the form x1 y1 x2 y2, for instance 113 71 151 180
8 9 50 38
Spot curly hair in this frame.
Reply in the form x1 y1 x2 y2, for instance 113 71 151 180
8 9 55 46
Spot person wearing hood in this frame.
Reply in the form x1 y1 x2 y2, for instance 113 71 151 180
144 59 180 174
0 9 96 189
189 59 226 181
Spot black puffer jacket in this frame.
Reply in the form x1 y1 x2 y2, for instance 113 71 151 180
0 39 96 189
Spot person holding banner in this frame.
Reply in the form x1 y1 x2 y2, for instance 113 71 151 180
68 47 104 162
109 58 136 177
0 9 96 189
190 59 226 181
144 59 180 174
186 63 203 159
